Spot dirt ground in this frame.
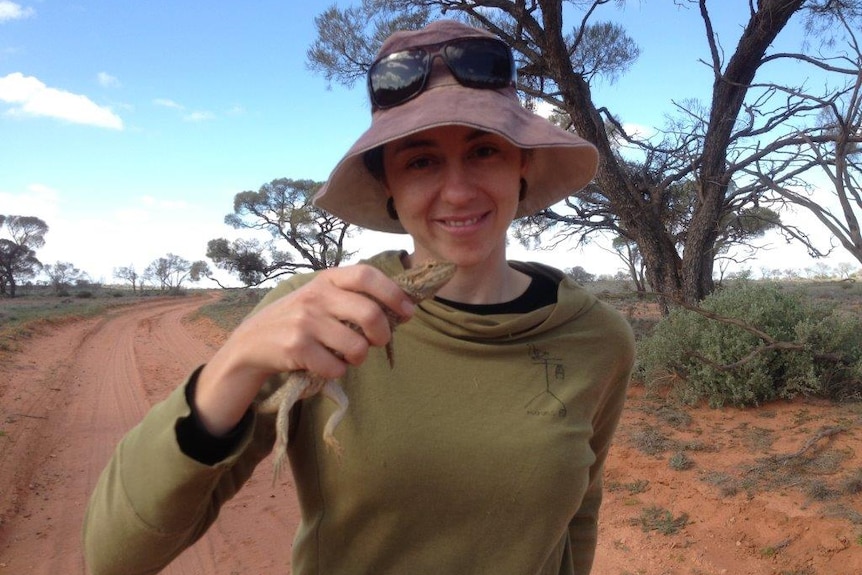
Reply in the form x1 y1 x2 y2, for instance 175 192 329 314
0 294 860 574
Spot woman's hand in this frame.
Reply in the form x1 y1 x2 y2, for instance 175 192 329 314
194 264 416 436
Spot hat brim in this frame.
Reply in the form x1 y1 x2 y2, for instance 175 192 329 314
313 82 598 234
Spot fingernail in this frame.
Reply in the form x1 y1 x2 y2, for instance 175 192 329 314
401 300 416 318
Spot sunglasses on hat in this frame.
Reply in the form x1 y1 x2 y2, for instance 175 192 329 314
367 37 517 110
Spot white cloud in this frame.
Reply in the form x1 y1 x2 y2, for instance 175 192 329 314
0 183 61 219
153 98 184 109
183 110 215 122
0 72 123 129
153 98 216 122
0 1 34 22
139 195 189 210
620 122 657 139
97 71 120 88
0 187 224 283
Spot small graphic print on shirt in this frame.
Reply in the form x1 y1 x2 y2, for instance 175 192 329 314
524 344 567 418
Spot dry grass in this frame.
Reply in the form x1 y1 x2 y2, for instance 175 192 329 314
633 505 690 535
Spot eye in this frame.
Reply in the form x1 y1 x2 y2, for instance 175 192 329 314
405 154 436 170
473 144 499 158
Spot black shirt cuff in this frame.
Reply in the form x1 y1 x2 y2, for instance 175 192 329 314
175 366 254 465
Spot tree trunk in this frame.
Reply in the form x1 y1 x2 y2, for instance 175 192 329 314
543 0 808 304
678 0 804 301
539 0 684 304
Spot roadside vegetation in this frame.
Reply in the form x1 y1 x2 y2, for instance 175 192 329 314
638 280 862 407
189 288 267 332
0 284 197 355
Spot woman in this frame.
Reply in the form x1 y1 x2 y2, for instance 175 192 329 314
83 19 635 575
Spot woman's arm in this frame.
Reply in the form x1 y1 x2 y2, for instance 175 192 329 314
82 263 416 574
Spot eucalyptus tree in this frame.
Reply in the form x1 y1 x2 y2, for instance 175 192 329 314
741 9 862 266
114 265 141 293
43 261 87 294
143 253 204 292
0 215 47 297
307 0 862 303
207 178 355 286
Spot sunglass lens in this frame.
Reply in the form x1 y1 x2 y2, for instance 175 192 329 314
444 39 513 88
369 50 429 108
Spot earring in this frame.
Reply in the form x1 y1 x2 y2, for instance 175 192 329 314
519 178 527 202
386 197 399 220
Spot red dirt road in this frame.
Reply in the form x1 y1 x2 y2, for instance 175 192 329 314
1 295 860 574
0 296 298 574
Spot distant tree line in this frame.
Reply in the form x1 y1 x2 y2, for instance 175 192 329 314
0 213 209 298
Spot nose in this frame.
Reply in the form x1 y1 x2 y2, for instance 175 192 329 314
439 161 477 205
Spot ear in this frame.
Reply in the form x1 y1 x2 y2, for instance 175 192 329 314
386 196 399 221
520 148 532 177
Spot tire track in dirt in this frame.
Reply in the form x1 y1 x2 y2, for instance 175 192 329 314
0 295 299 574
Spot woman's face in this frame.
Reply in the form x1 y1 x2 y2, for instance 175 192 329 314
382 125 528 269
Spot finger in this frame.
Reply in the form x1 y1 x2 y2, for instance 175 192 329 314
327 265 416 321
274 308 369 374
310 312 375 368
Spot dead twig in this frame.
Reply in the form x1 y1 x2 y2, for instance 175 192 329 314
747 425 849 476
769 425 846 465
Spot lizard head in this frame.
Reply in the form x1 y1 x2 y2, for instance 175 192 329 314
395 260 456 304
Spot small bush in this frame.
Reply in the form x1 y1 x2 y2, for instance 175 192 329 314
629 424 672 456
634 505 689 535
840 468 862 495
805 479 839 501
608 479 650 494
668 451 695 471
637 282 862 407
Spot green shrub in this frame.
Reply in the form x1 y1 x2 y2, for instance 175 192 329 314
637 282 862 407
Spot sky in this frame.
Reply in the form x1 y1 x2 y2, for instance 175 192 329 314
0 1 856 287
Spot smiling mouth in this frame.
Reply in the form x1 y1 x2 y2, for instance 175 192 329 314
441 214 485 227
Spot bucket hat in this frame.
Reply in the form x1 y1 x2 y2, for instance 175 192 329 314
313 19 599 234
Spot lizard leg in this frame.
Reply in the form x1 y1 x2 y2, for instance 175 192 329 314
321 380 349 458
270 376 308 485
257 378 291 414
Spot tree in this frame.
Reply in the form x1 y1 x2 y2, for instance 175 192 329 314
43 261 88 295
209 178 355 286
307 0 862 304
567 265 595 283
114 265 141 293
520 168 781 288
143 253 205 292
611 236 647 294
744 10 862 267
206 238 270 287
189 260 210 283
0 215 48 297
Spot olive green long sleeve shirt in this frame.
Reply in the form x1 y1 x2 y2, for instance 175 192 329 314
83 251 635 575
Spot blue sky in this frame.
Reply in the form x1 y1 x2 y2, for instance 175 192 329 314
0 1 854 286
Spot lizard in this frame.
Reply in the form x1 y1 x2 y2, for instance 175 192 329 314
257 259 456 483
